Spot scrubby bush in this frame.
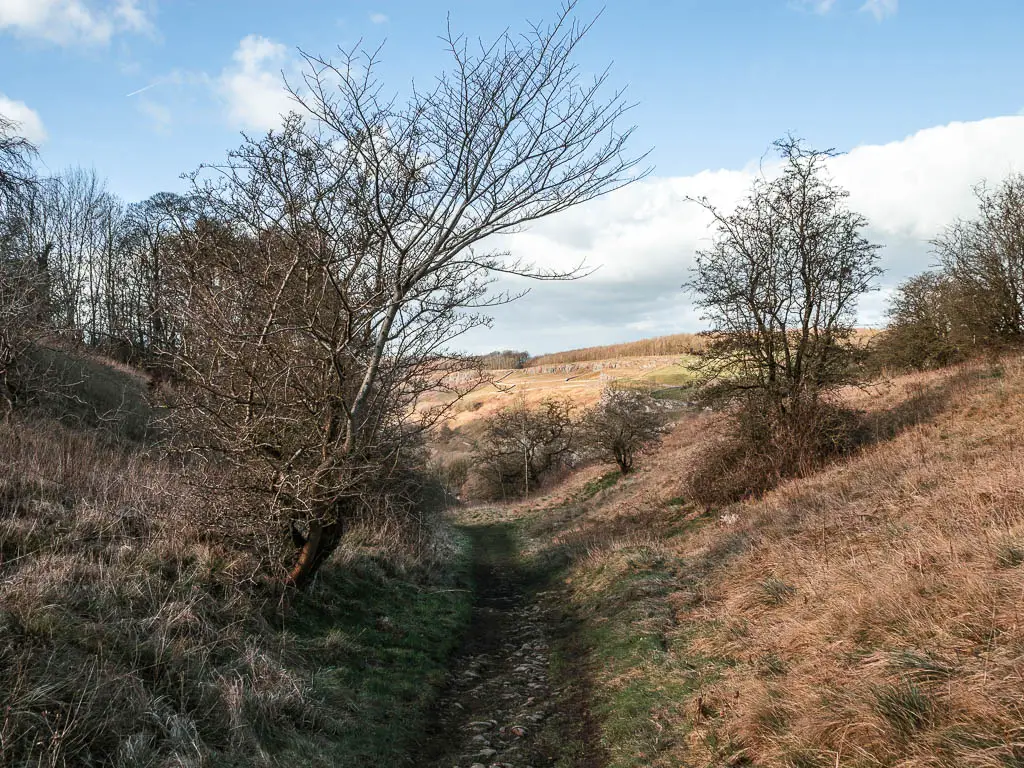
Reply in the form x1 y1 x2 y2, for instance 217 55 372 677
934 175 1024 347
685 138 879 507
874 175 1024 372
0 256 47 414
582 387 662 474
0 116 42 417
873 272 967 372
469 397 578 500
434 454 471 496
688 394 862 508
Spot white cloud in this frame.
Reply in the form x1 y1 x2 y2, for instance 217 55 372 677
0 94 47 144
0 0 152 45
860 0 898 21
369 12 388 24
217 34 299 131
465 115 1024 352
791 0 899 20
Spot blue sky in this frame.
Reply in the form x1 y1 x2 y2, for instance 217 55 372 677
3 0 1024 352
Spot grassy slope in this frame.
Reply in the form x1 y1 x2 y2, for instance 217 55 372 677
0 353 472 767
504 358 1024 767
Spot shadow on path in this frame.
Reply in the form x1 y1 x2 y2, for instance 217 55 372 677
417 521 603 768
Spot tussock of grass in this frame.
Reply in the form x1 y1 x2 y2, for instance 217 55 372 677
0 399 471 766
576 470 623 502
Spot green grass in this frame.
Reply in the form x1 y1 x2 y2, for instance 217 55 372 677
278 541 474 765
640 359 699 386
608 358 700 399
577 469 623 501
565 545 727 767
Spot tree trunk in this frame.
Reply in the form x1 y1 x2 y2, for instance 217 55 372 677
287 518 344 588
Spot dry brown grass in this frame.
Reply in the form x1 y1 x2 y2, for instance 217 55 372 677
492 357 1024 767
684 359 1024 767
0 399 470 765
0 414 322 766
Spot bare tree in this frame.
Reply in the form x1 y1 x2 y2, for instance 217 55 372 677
0 115 35 202
687 137 882 416
583 387 661 474
479 349 531 370
111 192 192 361
161 4 645 586
933 175 1024 346
0 116 42 417
163 121 457 582
16 168 126 343
472 397 578 499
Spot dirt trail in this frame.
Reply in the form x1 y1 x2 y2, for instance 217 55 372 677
418 522 576 768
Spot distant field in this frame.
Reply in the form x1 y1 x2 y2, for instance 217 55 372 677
423 354 699 432
524 328 880 368
438 328 879 430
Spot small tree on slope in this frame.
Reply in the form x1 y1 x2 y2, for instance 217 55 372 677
583 387 662 474
687 137 882 419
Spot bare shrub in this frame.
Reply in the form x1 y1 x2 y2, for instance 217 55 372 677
582 386 662 474
0 257 47 416
687 137 882 413
0 119 45 418
934 174 1024 346
434 454 471 497
470 397 578 500
688 394 862 507
874 271 966 371
685 138 881 505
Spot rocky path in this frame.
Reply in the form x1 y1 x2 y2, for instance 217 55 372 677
418 523 565 768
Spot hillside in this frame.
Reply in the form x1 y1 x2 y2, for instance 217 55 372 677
423 354 698 436
0 352 473 767
454 356 1024 766
526 333 708 367
432 329 881 435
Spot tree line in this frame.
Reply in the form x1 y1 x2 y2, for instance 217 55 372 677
881 176 1024 369
0 160 185 365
